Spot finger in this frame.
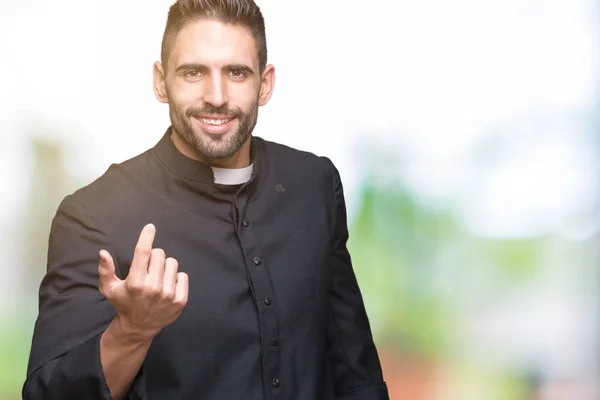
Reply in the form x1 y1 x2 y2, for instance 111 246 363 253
174 272 189 307
147 248 166 293
98 250 120 295
162 257 179 299
129 223 156 283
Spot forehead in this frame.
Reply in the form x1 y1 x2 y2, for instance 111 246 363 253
169 19 259 70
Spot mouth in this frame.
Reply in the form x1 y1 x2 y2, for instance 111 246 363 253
193 115 236 134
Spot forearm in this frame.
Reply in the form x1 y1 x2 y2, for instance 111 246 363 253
100 317 152 400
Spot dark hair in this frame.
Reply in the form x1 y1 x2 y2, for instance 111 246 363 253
161 0 267 73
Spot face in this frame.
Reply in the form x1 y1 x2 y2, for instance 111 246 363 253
154 19 275 164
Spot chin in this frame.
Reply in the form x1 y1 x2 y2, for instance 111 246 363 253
197 129 236 143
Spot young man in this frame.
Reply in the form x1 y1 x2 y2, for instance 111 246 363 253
23 1 389 399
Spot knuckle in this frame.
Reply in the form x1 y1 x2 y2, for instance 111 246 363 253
162 290 175 302
135 245 152 258
175 296 188 308
127 281 144 295
148 285 162 298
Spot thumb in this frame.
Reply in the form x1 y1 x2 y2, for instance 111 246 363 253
98 249 120 293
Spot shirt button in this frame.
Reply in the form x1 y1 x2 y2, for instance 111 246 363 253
270 337 278 346
264 297 272 305
242 219 250 228
272 378 280 388
253 257 262 266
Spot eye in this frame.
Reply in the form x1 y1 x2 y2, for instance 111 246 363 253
185 70 203 80
227 70 246 80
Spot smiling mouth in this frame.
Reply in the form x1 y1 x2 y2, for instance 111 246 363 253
198 117 233 126
193 115 236 134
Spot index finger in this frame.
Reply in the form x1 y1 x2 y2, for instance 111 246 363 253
128 223 156 282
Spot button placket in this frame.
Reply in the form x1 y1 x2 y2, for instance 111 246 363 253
236 207 281 397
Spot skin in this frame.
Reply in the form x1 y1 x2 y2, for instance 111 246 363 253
153 19 276 169
99 19 275 400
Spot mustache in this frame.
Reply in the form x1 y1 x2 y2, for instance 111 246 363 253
186 105 242 118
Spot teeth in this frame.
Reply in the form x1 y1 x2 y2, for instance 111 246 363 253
201 118 229 125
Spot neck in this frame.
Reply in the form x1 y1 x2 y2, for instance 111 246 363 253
170 130 251 169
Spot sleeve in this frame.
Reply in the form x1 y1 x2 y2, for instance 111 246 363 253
323 158 390 400
22 195 117 400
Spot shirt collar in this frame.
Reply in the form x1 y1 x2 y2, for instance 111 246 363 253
153 126 259 184
212 164 254 185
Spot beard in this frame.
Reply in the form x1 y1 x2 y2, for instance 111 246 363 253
169 100 259 160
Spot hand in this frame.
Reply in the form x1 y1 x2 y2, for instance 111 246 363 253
98 223 189 342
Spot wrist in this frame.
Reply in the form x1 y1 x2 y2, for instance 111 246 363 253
107 316 156 347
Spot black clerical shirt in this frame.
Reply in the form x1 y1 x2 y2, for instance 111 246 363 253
23 128 389 400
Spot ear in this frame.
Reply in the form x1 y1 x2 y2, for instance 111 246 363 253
258 64 275 106
153 61 169 104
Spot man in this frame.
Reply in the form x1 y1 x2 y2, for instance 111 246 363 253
23 0 389 399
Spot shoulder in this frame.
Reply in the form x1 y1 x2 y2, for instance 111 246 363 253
57 148 155 225
254 136 337 180
253 137 342 217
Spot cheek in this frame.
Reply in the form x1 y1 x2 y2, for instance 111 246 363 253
228 86 260 109
169 80 202 104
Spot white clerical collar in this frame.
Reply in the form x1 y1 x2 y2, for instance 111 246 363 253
211 164 254 185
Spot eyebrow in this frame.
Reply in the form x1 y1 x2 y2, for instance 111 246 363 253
175 63 255 76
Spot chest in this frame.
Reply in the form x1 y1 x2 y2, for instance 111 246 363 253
113 184 333 335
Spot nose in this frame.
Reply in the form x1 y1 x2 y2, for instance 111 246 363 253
202 74 228 108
